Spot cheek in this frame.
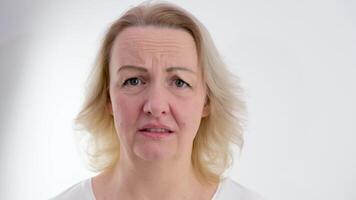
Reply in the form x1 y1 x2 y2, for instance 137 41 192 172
112 95 142 132
173 97 205 134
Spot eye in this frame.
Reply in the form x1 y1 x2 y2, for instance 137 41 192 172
173 78 191 88
122 77 145 87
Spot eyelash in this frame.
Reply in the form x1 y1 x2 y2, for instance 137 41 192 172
122 77 145 87
122 77 191 88
172 78 191 88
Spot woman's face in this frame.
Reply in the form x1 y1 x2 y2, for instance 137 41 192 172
108 26 209 162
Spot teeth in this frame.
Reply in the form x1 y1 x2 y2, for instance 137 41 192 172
145 128 170 132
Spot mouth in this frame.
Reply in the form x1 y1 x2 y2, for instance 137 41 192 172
139 128 173 133
138 125 174 139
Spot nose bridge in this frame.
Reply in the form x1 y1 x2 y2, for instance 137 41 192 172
143 75 169 116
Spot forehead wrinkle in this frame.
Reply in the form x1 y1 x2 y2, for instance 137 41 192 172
140 49 181 55
123 33 190 44
113 27 199 76
117 43 192 63
117 41 189 59
115 26 197 52
124 41 188 53
119 34 194 50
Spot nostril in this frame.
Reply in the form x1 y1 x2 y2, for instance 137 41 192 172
143 99 169 116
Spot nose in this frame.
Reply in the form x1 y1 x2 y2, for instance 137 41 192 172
143 84 170 117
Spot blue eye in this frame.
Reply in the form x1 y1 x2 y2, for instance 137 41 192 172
174 79 190 88
123 77 144 86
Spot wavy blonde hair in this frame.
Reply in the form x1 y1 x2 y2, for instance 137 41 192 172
75 1 246 184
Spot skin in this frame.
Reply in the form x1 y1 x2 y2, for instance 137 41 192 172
92 26 217 200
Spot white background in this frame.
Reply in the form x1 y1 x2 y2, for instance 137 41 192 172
1 0 355 199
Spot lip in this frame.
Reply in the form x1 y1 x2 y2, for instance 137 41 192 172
138 123 174 139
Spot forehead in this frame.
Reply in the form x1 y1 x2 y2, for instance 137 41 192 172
110 26 198 67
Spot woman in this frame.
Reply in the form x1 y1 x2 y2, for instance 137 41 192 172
51 2 261 200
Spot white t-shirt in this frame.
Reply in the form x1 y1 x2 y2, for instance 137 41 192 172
50 177 262 200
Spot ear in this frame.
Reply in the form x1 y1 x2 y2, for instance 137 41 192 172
202 97 210 117
106 89 113 115
106 100 113 115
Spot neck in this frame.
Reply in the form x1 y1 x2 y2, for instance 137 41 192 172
93 151 216 200
117 152 202 199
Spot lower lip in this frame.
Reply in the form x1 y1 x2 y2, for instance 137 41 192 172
139 131 174 139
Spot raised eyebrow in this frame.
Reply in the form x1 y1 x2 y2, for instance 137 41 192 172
117 65 148 73
166 66 196 74
117 65 196 74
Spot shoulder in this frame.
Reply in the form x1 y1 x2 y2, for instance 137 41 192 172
213 178 264 200
49 178 95 200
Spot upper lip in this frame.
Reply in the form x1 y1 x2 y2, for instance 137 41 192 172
139 123 174 133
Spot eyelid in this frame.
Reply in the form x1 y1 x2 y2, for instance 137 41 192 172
171 76 192 88
122 76 146 87
119 74 193 88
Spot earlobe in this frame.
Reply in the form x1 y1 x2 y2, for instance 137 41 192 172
202 98 210 117
106 100 113 115
106 91 113 115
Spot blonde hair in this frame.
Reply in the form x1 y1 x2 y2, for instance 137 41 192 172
75 1 246 184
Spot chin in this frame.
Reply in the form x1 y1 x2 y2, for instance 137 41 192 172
134 145 176 161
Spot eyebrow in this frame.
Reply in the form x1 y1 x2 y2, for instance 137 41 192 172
117 65 196 74
166 66 196 74
117 65 148 73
